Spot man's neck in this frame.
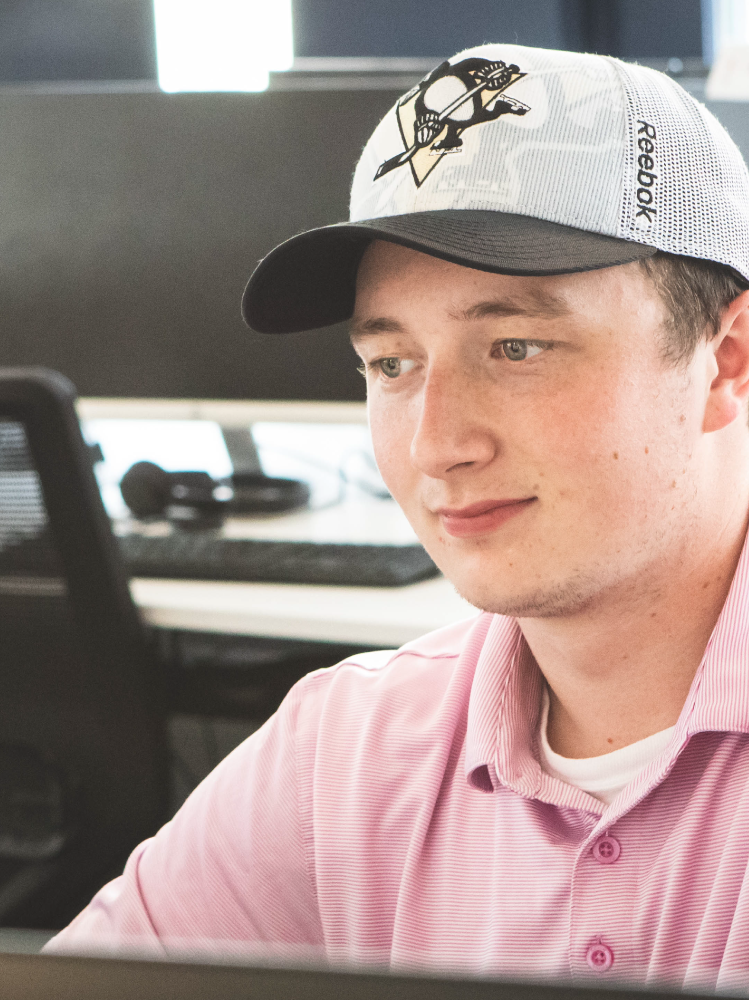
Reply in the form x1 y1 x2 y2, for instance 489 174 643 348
519 501 749 759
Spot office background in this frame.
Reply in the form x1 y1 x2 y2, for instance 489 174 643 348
0 1 704 80
0 0 722 405
0 0 745 935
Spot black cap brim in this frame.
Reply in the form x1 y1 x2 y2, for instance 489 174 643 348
242 209 657 335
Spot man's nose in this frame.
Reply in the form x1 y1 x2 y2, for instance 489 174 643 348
409 368 497 479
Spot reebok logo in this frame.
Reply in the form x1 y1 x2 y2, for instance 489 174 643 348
635 120 657 226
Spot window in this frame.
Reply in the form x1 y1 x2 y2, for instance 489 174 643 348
153 0 293 93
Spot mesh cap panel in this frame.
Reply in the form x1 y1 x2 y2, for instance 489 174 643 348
615 60 749 274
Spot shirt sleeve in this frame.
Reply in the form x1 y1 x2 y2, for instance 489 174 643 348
43 677 324 959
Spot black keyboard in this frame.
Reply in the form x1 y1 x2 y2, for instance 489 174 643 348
117 533 440 587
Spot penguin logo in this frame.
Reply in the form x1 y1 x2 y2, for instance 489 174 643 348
375 57 530 187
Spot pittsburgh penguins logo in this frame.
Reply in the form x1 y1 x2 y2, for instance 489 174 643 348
375 57 530 187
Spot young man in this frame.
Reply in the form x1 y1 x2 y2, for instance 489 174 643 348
47 44 749 990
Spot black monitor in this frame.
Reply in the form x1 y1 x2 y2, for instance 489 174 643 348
0 84 408 402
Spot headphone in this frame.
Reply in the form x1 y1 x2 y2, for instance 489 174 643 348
119 461 310 528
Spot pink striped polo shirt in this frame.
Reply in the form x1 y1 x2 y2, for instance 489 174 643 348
46 534 749 991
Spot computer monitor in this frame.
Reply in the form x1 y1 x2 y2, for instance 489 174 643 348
0 84 408 403
0 950 699 1000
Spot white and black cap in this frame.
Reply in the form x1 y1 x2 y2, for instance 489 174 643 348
243 43 749 334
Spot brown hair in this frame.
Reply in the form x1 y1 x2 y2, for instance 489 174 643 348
640 252 749 367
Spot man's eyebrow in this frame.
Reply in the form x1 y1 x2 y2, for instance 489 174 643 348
349 317 406 341
349 294 571 341
449 295 571 322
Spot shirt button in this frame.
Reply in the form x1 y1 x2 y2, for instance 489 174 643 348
592 834 621 864
586 940 614 972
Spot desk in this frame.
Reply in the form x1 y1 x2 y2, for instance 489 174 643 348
78 399 480 649
131 576 478 648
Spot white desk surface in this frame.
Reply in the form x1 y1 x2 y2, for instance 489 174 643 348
131 575 479 648
77 398 369 426
81 399 480 648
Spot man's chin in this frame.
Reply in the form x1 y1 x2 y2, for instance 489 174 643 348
451 571 605 620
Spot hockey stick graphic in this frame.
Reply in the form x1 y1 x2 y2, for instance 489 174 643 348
374 67 528 180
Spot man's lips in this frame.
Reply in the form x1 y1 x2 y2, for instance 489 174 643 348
435 497 536 538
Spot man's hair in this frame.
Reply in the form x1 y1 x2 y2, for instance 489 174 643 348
640 252 749 367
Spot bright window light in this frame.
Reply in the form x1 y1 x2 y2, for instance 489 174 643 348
705 0 749 63
153 0 293 93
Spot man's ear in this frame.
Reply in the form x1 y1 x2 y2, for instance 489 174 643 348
703 289 749 433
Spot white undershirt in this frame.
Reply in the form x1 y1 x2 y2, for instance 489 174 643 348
538 687 675 805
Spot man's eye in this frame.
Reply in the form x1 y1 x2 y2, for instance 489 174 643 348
499 340 545 362
376 357 414 379
356 357 415 380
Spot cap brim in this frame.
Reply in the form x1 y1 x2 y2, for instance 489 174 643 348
242 209 657 334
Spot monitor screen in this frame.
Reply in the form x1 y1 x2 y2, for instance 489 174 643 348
0 85 404 401
0 949 711 1000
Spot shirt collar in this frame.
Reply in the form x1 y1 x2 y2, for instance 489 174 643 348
680 524 749 739
465 616 602 811
464 525 749 800
464 613 526 793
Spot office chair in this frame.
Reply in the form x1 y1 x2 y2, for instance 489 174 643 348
0 368 169 929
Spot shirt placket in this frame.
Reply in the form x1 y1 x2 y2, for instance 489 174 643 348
568 817 639 982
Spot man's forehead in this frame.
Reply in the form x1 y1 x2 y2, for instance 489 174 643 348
349 241 658 342
350 243 581 340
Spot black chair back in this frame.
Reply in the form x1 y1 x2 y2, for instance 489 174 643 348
0 368 168 928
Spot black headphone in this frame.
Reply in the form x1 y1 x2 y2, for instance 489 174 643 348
119 461 310 528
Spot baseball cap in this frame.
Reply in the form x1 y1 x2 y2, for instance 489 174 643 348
242 43 749 335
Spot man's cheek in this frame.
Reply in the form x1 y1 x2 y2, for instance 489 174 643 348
369 410 415 485
541 388 632 467
369 444 407 509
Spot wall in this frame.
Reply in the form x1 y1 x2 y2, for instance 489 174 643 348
0 0 706 85
0 0 155 81
293 0 704 60
293 0 566 58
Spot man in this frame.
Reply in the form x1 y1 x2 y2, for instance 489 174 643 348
46 43 749 990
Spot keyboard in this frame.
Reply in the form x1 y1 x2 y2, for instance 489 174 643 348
117 533 440 587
